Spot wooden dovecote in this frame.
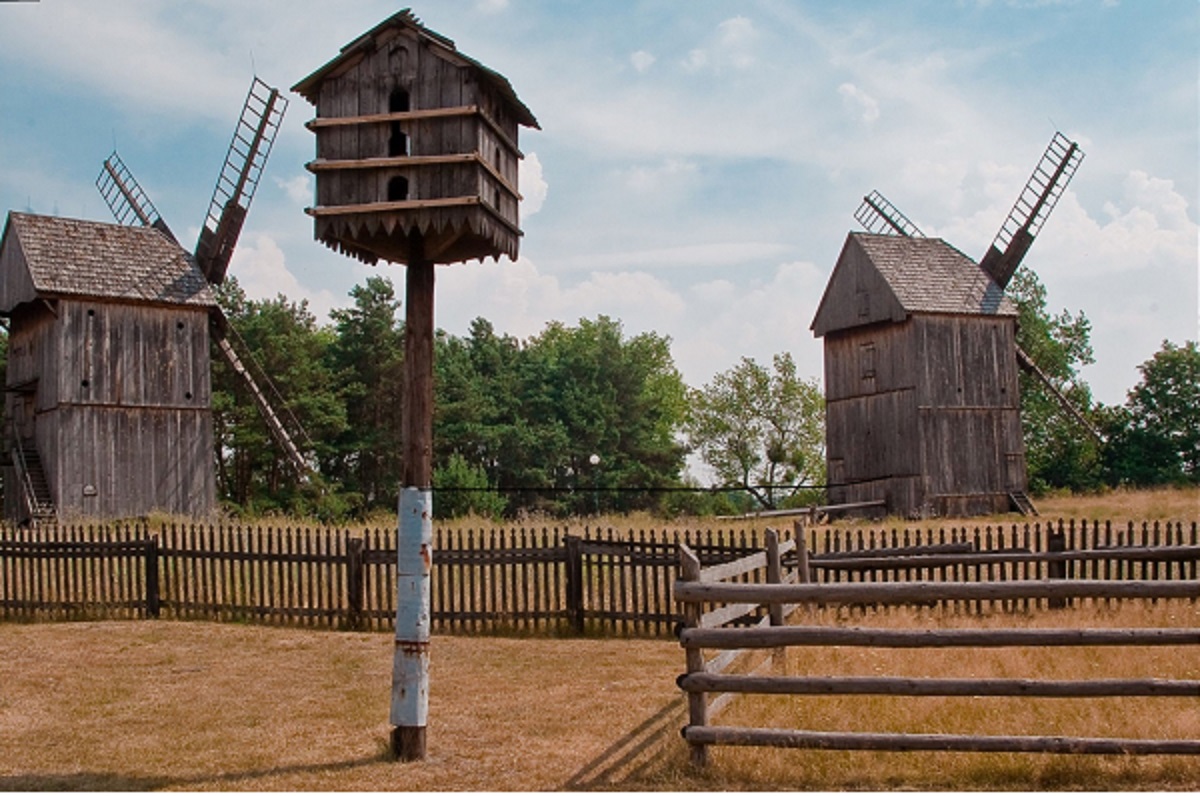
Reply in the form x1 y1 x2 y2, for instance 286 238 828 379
292 9 540 266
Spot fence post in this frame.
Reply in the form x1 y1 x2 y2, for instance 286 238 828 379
565 534 584 634
346 536 365 630
793 520 811 584
765 528 789 674
1047 529 1067 609
678 543 709 768
144 533 161 619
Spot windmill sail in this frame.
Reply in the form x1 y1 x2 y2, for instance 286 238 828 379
979 132 1083 290
195 77 288 284
854 190 925 238
212 324 312 479
96 152 177 243
1015 345 1105 444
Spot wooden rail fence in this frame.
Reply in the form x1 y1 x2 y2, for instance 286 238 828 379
673 529 1200 766
2 519 1196 635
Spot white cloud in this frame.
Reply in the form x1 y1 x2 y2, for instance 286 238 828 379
229 233 340 320
682 15 759 74
518 152 547 217
274 175 311 206
837 82 880 124
630 50 656 73
475 0 509 12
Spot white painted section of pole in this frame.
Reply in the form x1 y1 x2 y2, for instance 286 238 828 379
391 487 432 729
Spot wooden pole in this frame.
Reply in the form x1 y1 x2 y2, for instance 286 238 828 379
678 544 709 768
391 230 435 762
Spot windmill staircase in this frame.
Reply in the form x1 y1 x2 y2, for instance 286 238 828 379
1009 491 1039 517
13 438 56 524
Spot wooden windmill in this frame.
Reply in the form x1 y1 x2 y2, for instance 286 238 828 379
292 8 538 762
812 132 1096 518
95 77 311 482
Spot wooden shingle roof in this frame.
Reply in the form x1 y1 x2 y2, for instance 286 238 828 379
855 233 1015 316
291 8 540 129
811 232 1016 338
0 212 216 310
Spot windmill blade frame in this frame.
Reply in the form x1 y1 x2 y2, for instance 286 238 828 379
96 151 178 243
195 76 288 285
979 132 1083 290
854 190 925 238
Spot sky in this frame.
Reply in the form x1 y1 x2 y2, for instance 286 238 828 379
1 0 1196 417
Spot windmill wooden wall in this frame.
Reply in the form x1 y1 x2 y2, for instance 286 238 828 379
293 9 539 266
0 213 216 521
812 233 1026 518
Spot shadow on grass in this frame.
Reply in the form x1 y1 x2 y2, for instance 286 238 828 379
561 696 688 790
1 752 387 792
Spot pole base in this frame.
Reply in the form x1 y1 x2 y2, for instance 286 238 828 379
391 725 427 762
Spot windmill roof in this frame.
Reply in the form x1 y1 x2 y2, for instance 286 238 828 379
1 212 216 309
855 232 1016 315
291 8 540 130
810 232 1017 338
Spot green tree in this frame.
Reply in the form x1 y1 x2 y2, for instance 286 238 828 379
212 279 345 514
1008 267 1102 493
686 353 824 510
435 316 689 517
1103 340 1200 486
326 276 405 511
520 316 689 515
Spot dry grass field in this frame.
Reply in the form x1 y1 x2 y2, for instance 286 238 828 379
1 486 1197 791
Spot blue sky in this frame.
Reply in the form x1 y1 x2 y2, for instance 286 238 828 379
1 0 1196 412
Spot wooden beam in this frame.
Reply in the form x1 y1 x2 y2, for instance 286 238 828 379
306 105 481 128
678 673 1200 698
679 625 1200 651
682 726 1200 756
673 578 1200 607
305 153 522 200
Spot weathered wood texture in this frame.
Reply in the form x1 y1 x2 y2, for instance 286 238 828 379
0 524 772 635
682 726 1200 756
815 233 1025 519
674 529 1200 765
294 12 536 266
0 213 218 522
3 299 215 520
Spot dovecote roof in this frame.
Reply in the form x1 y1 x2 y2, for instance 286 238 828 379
292 8 539 130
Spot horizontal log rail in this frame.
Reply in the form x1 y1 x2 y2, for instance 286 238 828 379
806 545 1200 571
678 672 1200 697
680 625 1200 650
681 726 1200 756
675 529 1200 768
674 578 1200 606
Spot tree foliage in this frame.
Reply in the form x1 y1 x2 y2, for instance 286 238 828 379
1007 267 1102 493
686 353 824 509
1102 339 1200 486
212 279 346 516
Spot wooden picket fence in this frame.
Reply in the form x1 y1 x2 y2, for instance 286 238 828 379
0 523 775 634
1 519 1196 635
673 532 1200 766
